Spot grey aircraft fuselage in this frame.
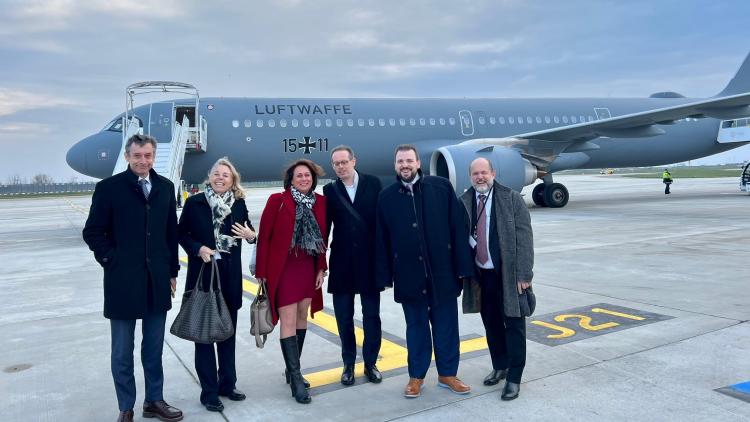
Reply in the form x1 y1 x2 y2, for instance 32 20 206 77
69 96 737 190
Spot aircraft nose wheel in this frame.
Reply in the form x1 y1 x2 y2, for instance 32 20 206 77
543 183 569 208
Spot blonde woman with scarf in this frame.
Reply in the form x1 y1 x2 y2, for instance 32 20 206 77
178 157 256 412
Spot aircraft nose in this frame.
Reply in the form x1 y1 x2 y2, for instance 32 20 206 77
66 138 88 175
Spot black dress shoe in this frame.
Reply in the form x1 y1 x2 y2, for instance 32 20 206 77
219 388 246 401
341 363 355 386
201 398 224 412
143 400 184 421
501 381 520 401
483 369 508 386
364 364 382 383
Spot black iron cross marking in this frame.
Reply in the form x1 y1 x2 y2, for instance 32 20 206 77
299 136 316 154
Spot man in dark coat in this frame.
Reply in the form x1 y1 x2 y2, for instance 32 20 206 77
323 145 383 386
375 144 474 399
83 134 183 422
459 157 534 401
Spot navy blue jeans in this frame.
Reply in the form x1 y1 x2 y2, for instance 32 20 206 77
332 292 382 366
401 296 460 379
110 311 167 411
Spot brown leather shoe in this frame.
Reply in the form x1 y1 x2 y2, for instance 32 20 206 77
143 400 183 421
437 376 471 394
116 410 134 422
404 378 424 398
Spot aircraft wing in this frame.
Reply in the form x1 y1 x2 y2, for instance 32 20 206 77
512 92 750 143
459 92 750 166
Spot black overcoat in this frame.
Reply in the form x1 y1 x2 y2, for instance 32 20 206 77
323 172 382 295
83 167 179 319
178 193 254 311
375 172 474 304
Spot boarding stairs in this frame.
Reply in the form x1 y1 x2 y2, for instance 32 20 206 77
112 82 206 203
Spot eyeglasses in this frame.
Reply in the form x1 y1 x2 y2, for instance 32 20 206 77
332 160 350 167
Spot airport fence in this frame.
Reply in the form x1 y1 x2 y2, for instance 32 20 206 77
0 182 97 196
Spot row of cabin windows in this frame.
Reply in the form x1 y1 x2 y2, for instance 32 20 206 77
230 115 598 129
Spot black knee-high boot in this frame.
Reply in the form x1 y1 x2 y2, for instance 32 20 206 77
280 336 311 404
285 329 311 388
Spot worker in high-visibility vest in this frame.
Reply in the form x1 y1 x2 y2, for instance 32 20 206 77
662 169 673 194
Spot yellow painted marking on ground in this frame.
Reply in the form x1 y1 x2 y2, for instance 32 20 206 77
591 307 645 320
530 320 576 338
554 314 619 331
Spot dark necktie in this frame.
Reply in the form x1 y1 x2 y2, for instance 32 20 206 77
139 179 150 199
476 194 488 265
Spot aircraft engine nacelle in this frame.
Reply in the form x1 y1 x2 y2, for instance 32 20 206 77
429 144 539 194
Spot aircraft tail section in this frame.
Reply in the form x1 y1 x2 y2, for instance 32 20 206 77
717 51 750 96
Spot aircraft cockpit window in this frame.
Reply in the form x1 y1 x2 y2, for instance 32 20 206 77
244 119 252 128
280 119 288 127
232 120 239 128
268 119 276 128
104 118 124 132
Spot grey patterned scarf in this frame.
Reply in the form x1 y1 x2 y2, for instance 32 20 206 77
290 187 325 255
204 184 237 253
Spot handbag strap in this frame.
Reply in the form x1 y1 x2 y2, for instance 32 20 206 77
253 279 268 348
195 256 222 292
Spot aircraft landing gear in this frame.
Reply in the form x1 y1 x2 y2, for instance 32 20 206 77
531 177 570 208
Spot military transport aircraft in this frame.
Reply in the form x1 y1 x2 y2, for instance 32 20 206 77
66 51 750 207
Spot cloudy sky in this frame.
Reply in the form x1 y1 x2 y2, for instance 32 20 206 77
2 0 750 182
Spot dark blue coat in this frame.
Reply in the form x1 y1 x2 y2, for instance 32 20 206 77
375 172 474 304
83 167 179 319
324 172 382 295
178 193 254 311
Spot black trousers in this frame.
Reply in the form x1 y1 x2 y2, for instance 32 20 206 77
478 268 526 384
332 292 382 366
194 308 238 403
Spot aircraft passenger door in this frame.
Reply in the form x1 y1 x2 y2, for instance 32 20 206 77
459 110 474 136
149 102 174 143
594 107 611 120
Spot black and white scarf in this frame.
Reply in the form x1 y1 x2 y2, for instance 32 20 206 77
290 187 325 255
204 184 237 253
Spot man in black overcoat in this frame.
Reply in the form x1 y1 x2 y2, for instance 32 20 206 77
375 145 474 399
323 145 383 386
83 134 183 422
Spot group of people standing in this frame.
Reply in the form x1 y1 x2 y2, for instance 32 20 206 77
83 134 535 422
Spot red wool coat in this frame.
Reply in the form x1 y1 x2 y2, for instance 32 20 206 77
255 190 327 325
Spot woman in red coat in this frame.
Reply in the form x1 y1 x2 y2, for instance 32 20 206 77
255 159 327 404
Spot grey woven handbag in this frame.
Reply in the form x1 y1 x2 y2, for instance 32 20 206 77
250 279 274 348
170 258 234 344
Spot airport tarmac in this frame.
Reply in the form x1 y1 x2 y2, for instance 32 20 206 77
1 174 749 421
